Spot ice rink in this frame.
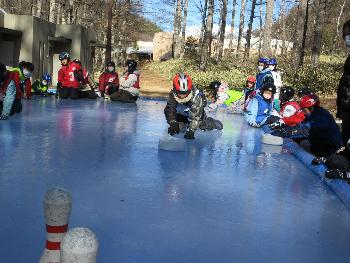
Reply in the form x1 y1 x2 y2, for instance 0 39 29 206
0 98 349 262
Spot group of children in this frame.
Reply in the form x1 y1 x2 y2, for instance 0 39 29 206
0 52 142 120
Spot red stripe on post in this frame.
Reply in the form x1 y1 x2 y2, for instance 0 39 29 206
46 240 61 250
46 224 68 233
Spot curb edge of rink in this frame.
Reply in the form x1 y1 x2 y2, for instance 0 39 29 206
284 139 350 210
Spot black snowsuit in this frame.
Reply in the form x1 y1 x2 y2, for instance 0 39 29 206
337 54 350 143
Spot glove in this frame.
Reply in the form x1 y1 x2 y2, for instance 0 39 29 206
184 130 195 140
250 122 260 128
0 114 9 120
325 169 350 181
269 121 285 130
168 121 180 136
311 157 327 165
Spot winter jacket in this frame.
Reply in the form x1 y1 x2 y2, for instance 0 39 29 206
309 106 343 155
32 80 48 94
8 67 31 98
119 71 140 96
255 68 273 90
336 54 350 119
245 93 273 126
98 72 119 92
280 101 305 126
164 87 207 132
208 83 243 111
60 61 83 88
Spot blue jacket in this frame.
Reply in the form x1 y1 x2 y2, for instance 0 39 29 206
309 107 343 153
255 68 273 90
245 94 273 126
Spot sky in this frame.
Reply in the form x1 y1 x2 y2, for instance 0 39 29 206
142 0 296 37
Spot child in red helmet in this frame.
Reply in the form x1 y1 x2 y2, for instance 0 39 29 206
98 61 119 99
164 73 223 139
300 94 343 157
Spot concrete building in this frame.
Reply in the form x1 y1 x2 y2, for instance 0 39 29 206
0 13 97 83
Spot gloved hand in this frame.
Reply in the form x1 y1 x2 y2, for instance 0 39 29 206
168 121 180 136
311 157 327 165
250 122 260 128
0 114 9 120
184 130 195 140
269 121 285 130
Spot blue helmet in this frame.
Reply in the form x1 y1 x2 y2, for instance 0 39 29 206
267 58 278 65
59 52 70 61
42 73 52 83
258 57 268 64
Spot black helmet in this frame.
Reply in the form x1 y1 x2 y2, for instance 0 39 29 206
107 61 115 67
59 52 70 61
73 59 81 65
280 86 295 103
209 81 221 90
0 63 7 83
125 59 137 73
261 82 276 94
262 75 274 85
298 86 314 97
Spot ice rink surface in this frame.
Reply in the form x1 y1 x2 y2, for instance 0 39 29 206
0 98 350 262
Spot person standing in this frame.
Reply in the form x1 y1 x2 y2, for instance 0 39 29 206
337 19 350 143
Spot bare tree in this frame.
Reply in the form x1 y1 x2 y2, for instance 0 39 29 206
294 0 308 65
105 0 113 64
180 0 189 58
280 0 287 55
236 0 246 56
299 0 310 66
262 0 274 57
311 0 328 66
228 0 237 50
258 0 263 55
200 0 214 70
245 0 257 58
173 0 182 58
217 0 228 60
331 0 348 56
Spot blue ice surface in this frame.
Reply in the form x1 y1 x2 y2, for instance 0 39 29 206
0 98 350 263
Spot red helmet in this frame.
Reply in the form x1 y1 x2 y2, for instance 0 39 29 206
246 76 256 84
173 73 193 94
300 94 320 108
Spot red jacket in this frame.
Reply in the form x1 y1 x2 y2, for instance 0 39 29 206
58 65 68 84
0 71 22 99
60 61 83 88
280 101 305 126
98 72 119 91
24 78 32 99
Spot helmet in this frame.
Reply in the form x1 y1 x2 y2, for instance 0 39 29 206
246 76 256 84
209 81 221 90
298 86 314 97
267 58 277 65
258 57 268 64
261 83 276 95
72 59 81 65
42 73 52 83
59 52 70 61
173 73 193 95
107 61 115 68
280 86 295 102
125 59 137 73
262 75 274 85
300 94 320 108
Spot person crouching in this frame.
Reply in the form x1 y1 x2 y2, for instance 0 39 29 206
164 73 223 140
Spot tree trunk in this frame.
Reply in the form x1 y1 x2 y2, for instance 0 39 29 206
180 0 189 58
199 0 208 52
199 0 214 70
217 0 227 60
311 0 328 67
262 0 274 57
49 0 56 22
294 0 307 66
236 0 246 56
36 0 43 17
228 0 237 51
258 0 263 55
280 0 287 55
105 0 113 65
173 0 182 58
244 0 257 58
299 0 310 66
331 0 347 56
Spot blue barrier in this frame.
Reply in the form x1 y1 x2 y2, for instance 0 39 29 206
284 139 350 209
